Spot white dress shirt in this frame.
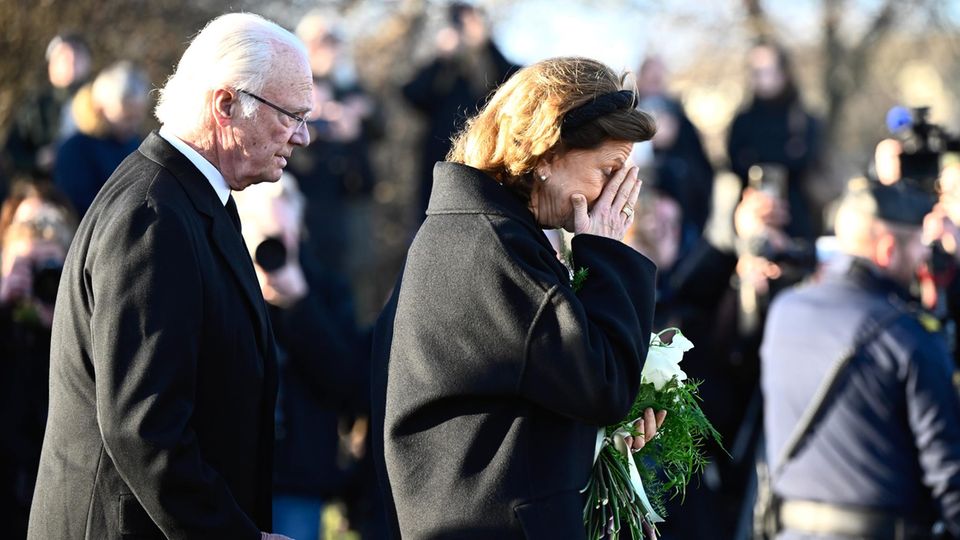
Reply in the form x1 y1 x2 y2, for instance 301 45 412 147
158 126 231 206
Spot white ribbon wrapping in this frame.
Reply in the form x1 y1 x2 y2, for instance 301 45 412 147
612 428 665 524
592 427 605 464
582 427 665 524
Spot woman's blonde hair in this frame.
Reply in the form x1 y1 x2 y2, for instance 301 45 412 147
447 57 656 200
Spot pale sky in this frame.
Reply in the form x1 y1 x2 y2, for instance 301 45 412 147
491 0 820 72
488 0 952 72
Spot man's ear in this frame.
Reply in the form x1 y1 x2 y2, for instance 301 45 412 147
211 88 236 128
875 231 897 269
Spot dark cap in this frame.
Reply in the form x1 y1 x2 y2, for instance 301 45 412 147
844 177 934 226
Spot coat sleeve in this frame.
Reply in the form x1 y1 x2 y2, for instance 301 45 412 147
518 234 657 426
904 330 960 535
89 198 261 540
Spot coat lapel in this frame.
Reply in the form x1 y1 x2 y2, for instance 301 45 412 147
137 132 273 360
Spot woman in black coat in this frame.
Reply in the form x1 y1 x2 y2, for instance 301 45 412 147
373 57 665 539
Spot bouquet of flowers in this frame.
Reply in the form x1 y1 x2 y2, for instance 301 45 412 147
581 328 722 539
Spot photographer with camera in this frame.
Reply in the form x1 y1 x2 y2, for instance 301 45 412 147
728 41 821 243
0 180 77 537
233 173 378 540
876 107 960 364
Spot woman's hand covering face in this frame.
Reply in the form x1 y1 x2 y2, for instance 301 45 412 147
532 139 640 239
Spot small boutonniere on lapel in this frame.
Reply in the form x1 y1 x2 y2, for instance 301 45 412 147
556 230 589 292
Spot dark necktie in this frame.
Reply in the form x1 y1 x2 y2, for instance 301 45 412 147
225 194 242 234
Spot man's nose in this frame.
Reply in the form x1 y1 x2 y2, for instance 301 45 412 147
291 122 310 147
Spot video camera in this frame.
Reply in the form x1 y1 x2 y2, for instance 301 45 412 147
886 106 960 193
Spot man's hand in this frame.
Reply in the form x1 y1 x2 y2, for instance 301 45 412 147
255 261 308 309
734 187 790 240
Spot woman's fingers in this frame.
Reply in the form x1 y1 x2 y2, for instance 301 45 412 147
628 408 667 453
611 167 639 213
644 407 657 443
626 432 645 452
596 165 631 209
655 410 667 430
628 175 643 210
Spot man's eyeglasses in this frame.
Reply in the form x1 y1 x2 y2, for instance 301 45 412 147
237 89 308 131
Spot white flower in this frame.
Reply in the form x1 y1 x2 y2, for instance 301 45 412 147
641 329 693 391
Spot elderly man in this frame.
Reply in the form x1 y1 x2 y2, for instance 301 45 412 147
28 13 311 540
760 179 960 539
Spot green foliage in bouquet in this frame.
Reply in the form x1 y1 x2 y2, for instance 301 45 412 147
620 376 720 502
582 330 723 539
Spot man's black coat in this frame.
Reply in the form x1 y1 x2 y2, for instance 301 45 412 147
28 132 277 540
372 162 657 539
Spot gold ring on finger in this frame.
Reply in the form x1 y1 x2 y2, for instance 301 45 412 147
621 205 634 218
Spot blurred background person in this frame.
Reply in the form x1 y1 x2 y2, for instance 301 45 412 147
640 165 811 538
624 177 740 540
915 146 960 368
53 61 149 217
0 179 76 538
635 54 714 247
402 1 517 222
727 40 821 242
234 173 381 540
1 34 92 186
759 179 960 539
292 11 383 279
624 183 685 330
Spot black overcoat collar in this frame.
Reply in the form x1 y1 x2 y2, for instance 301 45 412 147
137 131 272 359
426 162 561 258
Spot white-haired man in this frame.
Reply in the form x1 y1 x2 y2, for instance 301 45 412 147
28 13 311 540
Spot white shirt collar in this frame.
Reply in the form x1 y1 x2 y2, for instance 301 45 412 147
158 125 231 206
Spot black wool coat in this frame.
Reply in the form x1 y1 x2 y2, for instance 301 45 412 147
28 132 277 540
372 162 657 539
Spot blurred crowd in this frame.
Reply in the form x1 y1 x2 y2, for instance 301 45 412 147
2 3 959 540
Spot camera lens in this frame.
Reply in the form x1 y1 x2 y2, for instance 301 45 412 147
255 237 287 272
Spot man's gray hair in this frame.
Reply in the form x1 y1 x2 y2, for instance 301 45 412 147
154 13 306 137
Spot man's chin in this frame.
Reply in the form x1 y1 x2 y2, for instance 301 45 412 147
233 171 283 190
259 170 284 184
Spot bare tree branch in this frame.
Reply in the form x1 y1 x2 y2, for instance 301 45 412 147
821 0 901 144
